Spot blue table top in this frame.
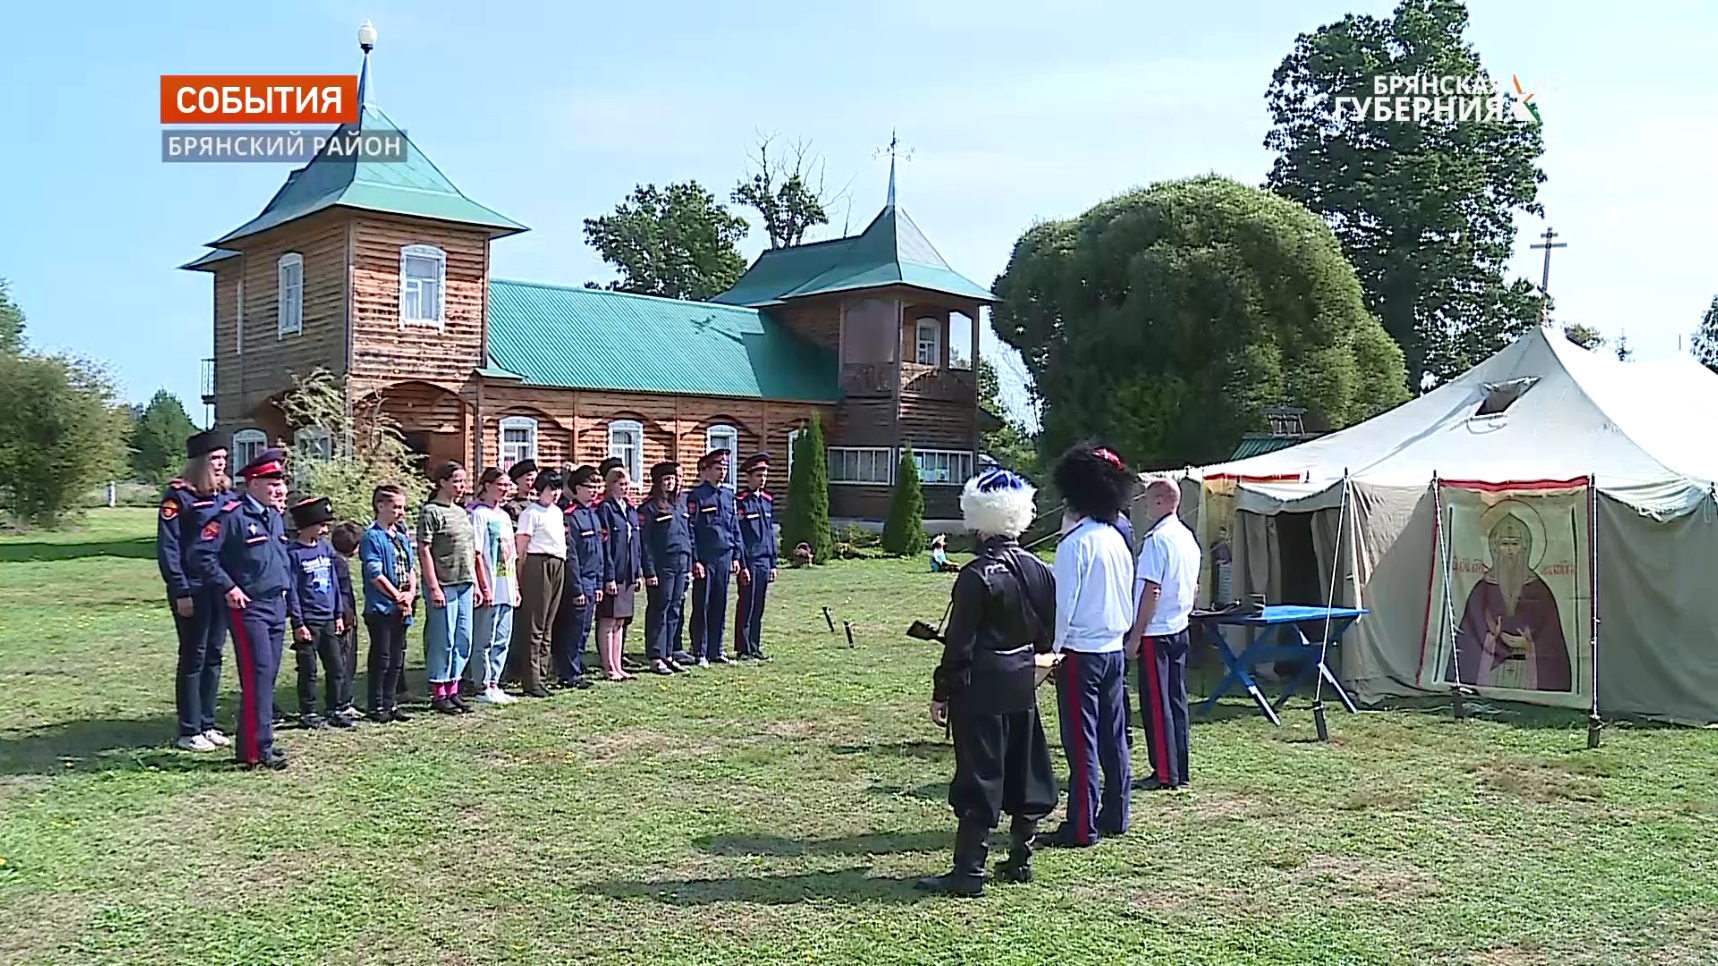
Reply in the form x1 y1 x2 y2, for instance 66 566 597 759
1204 605 1367 626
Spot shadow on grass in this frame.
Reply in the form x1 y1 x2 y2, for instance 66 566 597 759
0 716 232 775
697 830 951 857
866 781 947 801
829 740 951 760
0 537 155 563
583 868 934 906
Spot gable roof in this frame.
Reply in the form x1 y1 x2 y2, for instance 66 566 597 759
179 248 240 272
486 281 840 403
205 105 525 248
713 203 993 307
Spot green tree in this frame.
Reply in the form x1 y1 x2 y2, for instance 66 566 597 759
1613 331 1633 362
1692 296 1718 374
994 175 1410 468
583 182 749 301
966 354 1038 476
280 369 421 524
1264 0 1547 390
0 277 24 356
129 390 198 485
882 443 926 556
732 135 831 249
782 415 832 564
0 352 130 526
1562 323 1605 352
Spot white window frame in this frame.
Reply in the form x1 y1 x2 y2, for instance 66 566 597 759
499 415 539 467
607 419 644 485
399 244 447 328
232 429 266 469
235 278 244 355
915 318 940 366
706 423 739 486
786 428 804 483
277 253 303 337
911 448 975 485
827 446 894 485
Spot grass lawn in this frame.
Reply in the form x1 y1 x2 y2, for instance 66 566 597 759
2 508 1717 965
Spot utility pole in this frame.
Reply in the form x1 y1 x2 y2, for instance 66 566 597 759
1530 227 1567 325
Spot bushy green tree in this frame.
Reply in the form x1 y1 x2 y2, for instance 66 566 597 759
0 352 130 526
782 416 832 564
280 369 421 524
583 181 749 301
0 277 23 356
129 390 198 485
993 175 1410 468
883 443 926 556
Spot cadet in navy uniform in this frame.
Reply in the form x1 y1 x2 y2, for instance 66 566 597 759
733 453 778 662
639 461 693 675
190 448 293 770
551 465 605 690
158 430 234 753
686 450 742 666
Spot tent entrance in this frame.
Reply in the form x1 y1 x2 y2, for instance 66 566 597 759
1275 512 1324 606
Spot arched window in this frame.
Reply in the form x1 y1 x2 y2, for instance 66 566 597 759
915 318 941 366
607 419 644 485
232 429 266 469
499 415 538 467
399 244 446 326
277 253 303 336
706 423 738 486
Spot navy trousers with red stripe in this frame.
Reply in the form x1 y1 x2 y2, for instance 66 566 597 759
733 562 769 656
228 591 286 765
1055 649 1131 843
1138 630 1191 787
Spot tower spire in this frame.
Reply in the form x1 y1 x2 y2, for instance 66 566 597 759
887 131 897 207
357 20 377 114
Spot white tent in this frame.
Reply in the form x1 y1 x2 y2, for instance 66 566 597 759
1178 326 1718 722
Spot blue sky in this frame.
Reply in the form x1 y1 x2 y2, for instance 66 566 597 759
1 1 1713 426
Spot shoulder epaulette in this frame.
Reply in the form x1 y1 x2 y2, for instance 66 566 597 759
760 491 773 501
221 499 242 511
167 478 189 490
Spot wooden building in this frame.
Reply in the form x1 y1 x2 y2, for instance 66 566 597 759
183 80 993 523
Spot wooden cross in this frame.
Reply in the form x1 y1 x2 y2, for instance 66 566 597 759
1530 227 1567 323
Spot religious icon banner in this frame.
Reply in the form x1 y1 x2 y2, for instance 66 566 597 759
1419 478 1594 710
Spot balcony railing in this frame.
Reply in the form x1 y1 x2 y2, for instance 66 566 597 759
200 357 216 405
900 363 974 402
841 362 897 398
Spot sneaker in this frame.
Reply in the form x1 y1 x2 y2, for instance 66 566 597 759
710 654 732 666
666 659 688 674
651 661 675 676
697 658 710 668
202 729 231 748
175 733 217 753
477 687 508 705
671 650 696 665
329 711 356 728
300 714 329 730
751 651 774 663
388 707 413 723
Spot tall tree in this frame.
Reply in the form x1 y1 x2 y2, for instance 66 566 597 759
782 416 832 565
882 443 927 556
1613 331 1633 362
583 182 749 301
129 390 198 485
732 135 832 249
0 352 130 526
1562 323 1605 352
1693 296 1718 374
994 176 1410 468
0 277 24 356
1264 0 1547 390
962 353 1038 476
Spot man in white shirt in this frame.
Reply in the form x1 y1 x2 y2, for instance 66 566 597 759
1127 478 1201 791
1045 443 1138 848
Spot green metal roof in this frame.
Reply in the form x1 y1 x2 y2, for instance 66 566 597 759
179 248 240 271
1229 434 1315 460
208 105 526 247
713 204 993 307
486 280 841 403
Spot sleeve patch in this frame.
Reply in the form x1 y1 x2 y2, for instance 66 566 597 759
160 500 179 521
200 520 222 541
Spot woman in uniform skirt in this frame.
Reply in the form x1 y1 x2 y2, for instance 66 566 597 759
595 464 643 681
917 468 1059 897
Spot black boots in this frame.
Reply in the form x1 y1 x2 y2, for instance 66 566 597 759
995 816 1038 884
914 819 990 897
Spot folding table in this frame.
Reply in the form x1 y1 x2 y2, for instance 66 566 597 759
1191 605 1366 726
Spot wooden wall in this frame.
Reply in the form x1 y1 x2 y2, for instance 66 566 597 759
348 213 491 400
211 263 241 436
774 297 840 351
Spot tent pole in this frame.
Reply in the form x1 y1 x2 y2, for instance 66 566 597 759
1437 474 1468 721
1587 474 1602 749
1312 469 1351 743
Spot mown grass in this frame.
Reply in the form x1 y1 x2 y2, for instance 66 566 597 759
1 509 1716 965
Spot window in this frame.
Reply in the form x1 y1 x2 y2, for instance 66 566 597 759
292 427 332 484
399 244 446 326
277 254 303 337
828 447 893 485
706 423 738 486
607 419 644 485
786 428 804 483
232 429 266 469
1475 377 1539 417
235 279 244 355
912 448 975 485
499 416 538 467
915 318 940 366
